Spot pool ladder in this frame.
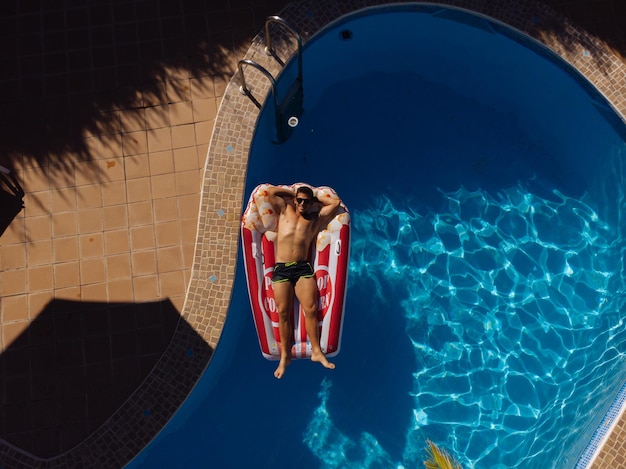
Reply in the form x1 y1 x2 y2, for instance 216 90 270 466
238 16 304 144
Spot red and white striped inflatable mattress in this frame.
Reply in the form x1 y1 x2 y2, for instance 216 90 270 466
241 183 350 360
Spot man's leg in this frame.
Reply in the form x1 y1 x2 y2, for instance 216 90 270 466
272 281 294 379
294 276 335 370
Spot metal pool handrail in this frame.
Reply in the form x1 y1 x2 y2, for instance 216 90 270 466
264 16 303 83
237 59 277 110
237 16 305 143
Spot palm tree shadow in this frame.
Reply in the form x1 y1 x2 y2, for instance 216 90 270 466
530 0 626 73
0 0 287 184
0 169 24 237
0 298 212 460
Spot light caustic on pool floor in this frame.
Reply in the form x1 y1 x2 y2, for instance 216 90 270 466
304 166 626 467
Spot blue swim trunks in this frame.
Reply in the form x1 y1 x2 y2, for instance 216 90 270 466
272 261 314 285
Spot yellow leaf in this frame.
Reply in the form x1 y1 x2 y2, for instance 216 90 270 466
424 440 463 469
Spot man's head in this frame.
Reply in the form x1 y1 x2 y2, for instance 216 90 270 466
294 186 315 214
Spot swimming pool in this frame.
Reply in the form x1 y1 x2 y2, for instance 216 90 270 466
127 5 626 468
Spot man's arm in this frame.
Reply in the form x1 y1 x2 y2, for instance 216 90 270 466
266 185 295 213
316 190 341 223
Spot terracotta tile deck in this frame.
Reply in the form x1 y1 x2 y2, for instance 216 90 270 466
0 0 284 465
0 0 625 467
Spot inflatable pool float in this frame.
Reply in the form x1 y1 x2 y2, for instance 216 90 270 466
241 183 350 360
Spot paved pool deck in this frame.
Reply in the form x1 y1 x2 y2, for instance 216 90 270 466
0 0 625 467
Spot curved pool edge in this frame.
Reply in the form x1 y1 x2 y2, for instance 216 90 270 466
0 1 624 468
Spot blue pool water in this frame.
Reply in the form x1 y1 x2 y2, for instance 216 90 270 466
128 5 626 468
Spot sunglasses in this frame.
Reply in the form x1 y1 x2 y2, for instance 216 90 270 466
296 197 312 205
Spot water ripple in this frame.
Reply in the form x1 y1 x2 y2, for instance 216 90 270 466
345 181 626 467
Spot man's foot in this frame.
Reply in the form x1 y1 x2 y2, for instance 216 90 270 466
274 354 291 379
311 350 335 370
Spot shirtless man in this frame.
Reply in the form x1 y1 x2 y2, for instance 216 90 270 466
267 184 340 379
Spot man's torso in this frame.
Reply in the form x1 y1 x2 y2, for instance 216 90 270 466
275 206 319 262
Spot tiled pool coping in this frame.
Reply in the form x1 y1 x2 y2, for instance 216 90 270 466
0 1 624 467
576 380 626 468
